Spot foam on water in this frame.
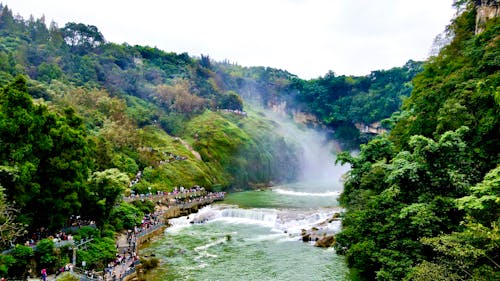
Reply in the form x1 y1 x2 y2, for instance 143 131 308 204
194 238 227 252
273 188 341 197
188 204 343 239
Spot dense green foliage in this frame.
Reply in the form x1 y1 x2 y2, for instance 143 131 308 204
290 62 422 146
0 77 94 230
0 2 451 278
0 1 420 232
215 60 422 148
335 1 499 280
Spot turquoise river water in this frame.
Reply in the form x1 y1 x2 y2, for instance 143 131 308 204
140 179 350 281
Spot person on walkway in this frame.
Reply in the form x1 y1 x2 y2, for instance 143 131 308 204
41 268 47 281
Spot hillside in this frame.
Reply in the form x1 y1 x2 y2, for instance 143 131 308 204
0 0 424 255
335 1 499 279
0 3 421 146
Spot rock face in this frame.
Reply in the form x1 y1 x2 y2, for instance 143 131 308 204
355 122 387 135
475 0 500 34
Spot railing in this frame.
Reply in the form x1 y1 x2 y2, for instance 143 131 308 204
136 223 165 238
1 239 76 255
71 266 136 281
69 261 140 281
123 190 207 203
120 267 136 281
71 266 102 280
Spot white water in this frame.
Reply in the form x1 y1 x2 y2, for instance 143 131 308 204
142 109 350 280
261 109 347 184
273 188 341 197
171 202 343 240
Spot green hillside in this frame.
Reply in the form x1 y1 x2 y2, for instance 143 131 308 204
335 1 499 279
0 1 451 276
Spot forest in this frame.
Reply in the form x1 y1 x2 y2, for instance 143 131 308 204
0 2 420 276
0 0 497 279
335 0 499 279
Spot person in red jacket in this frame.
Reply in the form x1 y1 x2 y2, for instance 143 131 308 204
41 268 47 281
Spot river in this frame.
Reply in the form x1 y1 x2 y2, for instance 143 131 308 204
141 111 351 280
140 178 350 281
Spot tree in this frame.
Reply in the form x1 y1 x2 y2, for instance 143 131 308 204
9 244 34 278
61 22 105 53
217 90 243 111
85 169 129 226
0 77 94 230
109 202 142 230
414 167 500 280
37 62 63 82
35 238 56 270
0 186 26 250
335 2 499 279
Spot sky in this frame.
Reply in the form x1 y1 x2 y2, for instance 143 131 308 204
3 0 456 79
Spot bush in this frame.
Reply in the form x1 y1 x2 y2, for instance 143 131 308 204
9 244 34 277
109 202 142 231
57 272 79 281
76 237 115 270
74 226 100 241
131 200 155 214
35 239 57 270
0 254 15 276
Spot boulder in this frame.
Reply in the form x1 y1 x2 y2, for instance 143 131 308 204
302 233 310 242
315 235 335 248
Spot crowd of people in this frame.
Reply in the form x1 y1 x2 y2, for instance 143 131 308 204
103 251 138 281
158 151 188 165
132 212 164 237
173 190 226 206
11 184 225 281
23 228 77 247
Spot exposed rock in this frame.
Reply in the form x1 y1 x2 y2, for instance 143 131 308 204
328 213 341 223
355 122 387 135
475 0 500 34
315 235 335 248
302 233 310 242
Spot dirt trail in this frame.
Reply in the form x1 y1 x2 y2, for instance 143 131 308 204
177 138 202 160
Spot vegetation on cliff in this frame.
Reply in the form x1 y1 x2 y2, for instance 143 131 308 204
335 1 499 279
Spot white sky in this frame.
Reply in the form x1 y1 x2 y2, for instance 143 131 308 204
3 0 455 79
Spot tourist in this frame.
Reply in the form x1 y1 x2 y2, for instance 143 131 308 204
41 268 47 281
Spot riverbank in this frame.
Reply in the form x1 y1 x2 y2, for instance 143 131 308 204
135 187 348 280
115 192 225 281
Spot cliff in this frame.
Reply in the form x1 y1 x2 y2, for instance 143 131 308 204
475 0 500 33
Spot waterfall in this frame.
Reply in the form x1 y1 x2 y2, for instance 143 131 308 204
220 208 278 223
258 109 349 189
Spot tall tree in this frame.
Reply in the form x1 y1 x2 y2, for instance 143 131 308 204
335 1 499 279
0 77 94 230
84 168 129 226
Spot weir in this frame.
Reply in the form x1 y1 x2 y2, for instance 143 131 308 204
139 109 350 280
108 194 226 281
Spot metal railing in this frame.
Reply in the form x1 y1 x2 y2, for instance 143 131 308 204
135 223 165 238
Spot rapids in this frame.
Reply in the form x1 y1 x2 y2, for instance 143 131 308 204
140 110 350 280
140 179 350 281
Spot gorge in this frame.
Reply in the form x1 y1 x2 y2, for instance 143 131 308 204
140 109 351 280
0 1 497 280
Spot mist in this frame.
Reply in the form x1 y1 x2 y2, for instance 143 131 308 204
256 107 349 190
